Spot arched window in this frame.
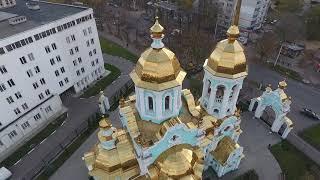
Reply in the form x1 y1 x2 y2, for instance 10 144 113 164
165 96 170 110
148 97 153 111
215 85 225 103
207 80 211 96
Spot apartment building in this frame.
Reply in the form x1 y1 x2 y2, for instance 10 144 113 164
0 0 106 159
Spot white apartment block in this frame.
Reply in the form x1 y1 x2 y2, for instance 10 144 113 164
0 0 15 9
0 0 106 159
214 0 271 30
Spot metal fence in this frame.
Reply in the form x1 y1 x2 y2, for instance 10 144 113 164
13 80 135 180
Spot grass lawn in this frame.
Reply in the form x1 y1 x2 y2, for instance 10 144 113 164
270 140 320 180
300 124 320 151
81 63 121 98
234 169 259 180
99 37 138 63
0 113 67 168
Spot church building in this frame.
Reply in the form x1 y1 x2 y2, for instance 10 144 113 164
83 0 248 178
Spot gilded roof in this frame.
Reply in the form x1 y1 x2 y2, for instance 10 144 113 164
205 39 247 78
133 47 185 84
211 136 236 165
150 16 164 33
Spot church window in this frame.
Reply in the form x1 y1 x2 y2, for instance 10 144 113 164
148 97 153 111
165 96 170 110
207 80 211 96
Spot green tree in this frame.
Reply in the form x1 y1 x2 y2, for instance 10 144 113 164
305 6 320 40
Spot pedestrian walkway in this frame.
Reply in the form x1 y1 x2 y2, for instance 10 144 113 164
9 54 134 179
287 133 320 166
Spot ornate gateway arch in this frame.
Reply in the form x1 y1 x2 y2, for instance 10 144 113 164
249 81 293 139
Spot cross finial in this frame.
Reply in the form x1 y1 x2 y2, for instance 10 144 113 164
233 0 242 26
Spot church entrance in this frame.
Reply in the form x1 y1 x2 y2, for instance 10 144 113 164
252 101 259 111
278 123 287 136
260 106 276 126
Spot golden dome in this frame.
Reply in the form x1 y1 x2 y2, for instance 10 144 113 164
204 0 247 79
278 80 288 89
130 17 186 91
135 47 181 83
99 116 111 129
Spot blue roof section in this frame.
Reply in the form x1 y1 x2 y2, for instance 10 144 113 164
0 0 88 39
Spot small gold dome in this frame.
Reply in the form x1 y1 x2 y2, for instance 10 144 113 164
135 47 182 83
150 16 164 34
278 80 288 89
206 38 247 77
99 116 111 129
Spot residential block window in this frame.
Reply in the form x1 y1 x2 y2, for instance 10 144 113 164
89 51 92 57
55 70 60 77
45 46 51 53
83 29 87 36
56 55 61 62
21 121 30 130
75 46 79 52
78 57 82 63
28 53 35 61
90 38 94 44
34 113 41 120
86 40 90 47
14 108 21 115
32 82 39 89
60 67 65 73
66 36 70 43
15 91 22 99
76 70 80 76
45 89 50 95
8 130 17 139
45 106 52 113
27 69 33 77
34 66 40 73
88 27 92 34
0 141 3 146
73 60 77 66
22 103 28 110
50 58 55 65
7 79 15 87
40 78 46 85
96 58 99 64
69 49 74 55
81 67 85 73
59 81 64 87
51 43 57 50
38 93 44 100
19 56 27 64
71 34 76 41
93 49 96 54
91 61 95 66
6 96 14 104
0 83 6 92
0 65 7 74
64 77 69 83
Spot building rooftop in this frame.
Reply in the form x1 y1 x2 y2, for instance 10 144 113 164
0 0 88 39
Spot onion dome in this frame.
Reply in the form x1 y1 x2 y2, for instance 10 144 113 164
130 17 186 91
204 0 247 79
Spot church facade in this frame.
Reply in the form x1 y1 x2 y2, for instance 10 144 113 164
83 0 248 178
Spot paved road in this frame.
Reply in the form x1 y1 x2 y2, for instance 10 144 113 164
9 54 134 180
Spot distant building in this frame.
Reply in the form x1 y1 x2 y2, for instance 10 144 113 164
207 0 270 30
0 0 106 160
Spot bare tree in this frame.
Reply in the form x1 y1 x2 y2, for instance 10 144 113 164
255 32 278 62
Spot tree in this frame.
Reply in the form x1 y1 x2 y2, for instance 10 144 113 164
305 6 320 40
255 32 278 62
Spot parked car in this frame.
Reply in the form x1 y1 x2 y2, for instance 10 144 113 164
301 108 320 120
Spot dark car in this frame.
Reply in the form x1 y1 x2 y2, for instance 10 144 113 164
301 108 320 120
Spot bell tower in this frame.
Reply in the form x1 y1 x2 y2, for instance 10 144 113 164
200 0 247 119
